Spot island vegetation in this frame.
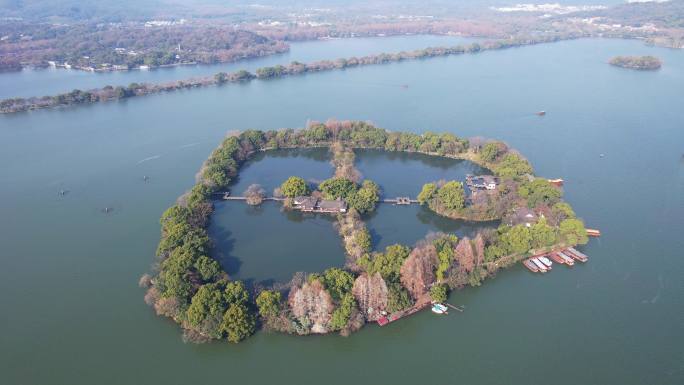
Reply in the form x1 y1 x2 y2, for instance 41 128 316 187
141 120 589 343
2 0 683 75
609 55 662 70
0 21 288 72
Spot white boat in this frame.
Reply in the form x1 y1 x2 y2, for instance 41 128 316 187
539 256 553 268
431 303 448 314
530 258 547 272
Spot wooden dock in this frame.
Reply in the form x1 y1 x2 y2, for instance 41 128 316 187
444 303 464 312
377 296 431 326
214 193 284 202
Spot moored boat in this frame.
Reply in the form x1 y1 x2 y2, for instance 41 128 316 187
431 303 448 314
523 259 539 272
549 253 565 264
530 258 548 272
566 247 589 262
539 256 553 269
547 178 564 186
556 252 575 266
586 229 601 237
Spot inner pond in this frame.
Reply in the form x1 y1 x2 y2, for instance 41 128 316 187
208 147 497 283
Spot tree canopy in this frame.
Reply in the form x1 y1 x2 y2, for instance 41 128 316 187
319 177 357 200
417 183 437 204
256 290 281 319
346 180 380 213
280 176 309 198
437 181 466 211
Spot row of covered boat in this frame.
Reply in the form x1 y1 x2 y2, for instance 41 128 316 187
523 247 589 273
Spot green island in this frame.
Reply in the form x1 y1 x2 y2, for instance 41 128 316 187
609 55 662 70
140 120 589 343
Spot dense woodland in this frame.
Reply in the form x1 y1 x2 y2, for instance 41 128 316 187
2 0 683 72
141 121 588 343
0 35 574 114
0 22 288 71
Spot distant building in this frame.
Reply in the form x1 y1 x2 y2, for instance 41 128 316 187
466 174 498 190
508 207 538 227
293 196 347 213
293 196 317 211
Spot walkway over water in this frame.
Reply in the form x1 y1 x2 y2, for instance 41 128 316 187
215 192 418 205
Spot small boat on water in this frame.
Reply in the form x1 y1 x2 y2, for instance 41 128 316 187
556 252 575 266
536 111 546 116
523 259 539 272
539 256 553 269
586 229 601 237
431 303 448 315
530 258 548 272
566 247 589 262
547 178 564 186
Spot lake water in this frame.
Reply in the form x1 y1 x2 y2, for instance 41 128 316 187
0 35 476 99
0 36 683 385
208 148 497 284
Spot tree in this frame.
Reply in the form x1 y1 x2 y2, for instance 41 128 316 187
186 284 227 330
417 183 437 204
500 225 532 254
495 153 533 178
437 181 465 211
530 218 558 249
430 284 448 302
347 180 379 213
244 184 266 205
359 244 411 282
221 304 256 343
329 293 356 331
224 281 249 306
400 243 438 299
256 290 281 319
480 142 505 162
214 72 228 84
484 244 506 262
280 176 308 198
552 202 576 223
559 219 588 245
354 228 372 252
319 177 357 200
518 179 561 208
232 70 255 81
194 255 222 281
386 282 413 312
322 268 355 301
158 265 193 300
434 239 456 281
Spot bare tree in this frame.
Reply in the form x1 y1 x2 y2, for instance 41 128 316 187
244 184 266 205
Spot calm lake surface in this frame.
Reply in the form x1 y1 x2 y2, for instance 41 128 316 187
0 37 683 385
0 35 476 99
208 148 497 283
